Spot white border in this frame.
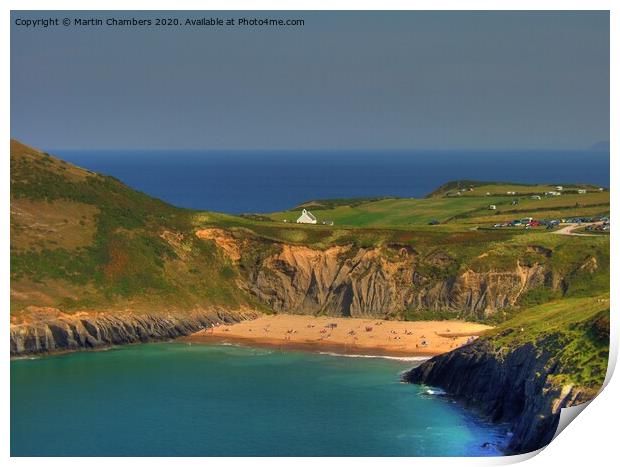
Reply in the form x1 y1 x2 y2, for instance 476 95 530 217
2 2 616 467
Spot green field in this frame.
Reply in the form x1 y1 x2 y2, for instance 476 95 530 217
270 197 504 226
265 189 609 229
428 180 604 198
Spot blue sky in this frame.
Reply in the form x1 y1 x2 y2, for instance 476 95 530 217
11 11 609 150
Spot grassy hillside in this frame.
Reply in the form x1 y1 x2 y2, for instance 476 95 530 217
10 140 254 314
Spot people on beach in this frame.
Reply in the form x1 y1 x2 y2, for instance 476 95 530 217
188 315 491 356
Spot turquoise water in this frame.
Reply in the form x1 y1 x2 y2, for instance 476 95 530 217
11 343 507 456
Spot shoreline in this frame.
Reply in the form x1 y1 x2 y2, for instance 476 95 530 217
10 313 492 360
184 314 492 358
180 334 435 360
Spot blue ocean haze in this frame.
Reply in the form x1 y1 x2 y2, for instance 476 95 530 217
53 149 610 214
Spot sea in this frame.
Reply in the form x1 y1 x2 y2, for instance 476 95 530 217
11 343 508 456
53 149 609 214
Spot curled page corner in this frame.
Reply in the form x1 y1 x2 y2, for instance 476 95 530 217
552 401 592 441
498 448 545 464
494 402 596 465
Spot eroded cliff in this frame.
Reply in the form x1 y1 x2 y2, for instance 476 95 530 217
198 228 574 320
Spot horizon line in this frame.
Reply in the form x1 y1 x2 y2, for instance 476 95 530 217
45 146 610 153
10 136 609 154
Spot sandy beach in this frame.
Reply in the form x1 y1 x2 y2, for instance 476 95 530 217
184 314 492 357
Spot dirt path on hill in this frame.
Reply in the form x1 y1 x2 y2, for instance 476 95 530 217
552 222 601 237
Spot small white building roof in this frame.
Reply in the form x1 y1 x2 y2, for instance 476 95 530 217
296 209 317 224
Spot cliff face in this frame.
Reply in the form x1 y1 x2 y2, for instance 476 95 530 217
401 341 596 454
247 244 415 317
239 241 549 319
10 307 257 356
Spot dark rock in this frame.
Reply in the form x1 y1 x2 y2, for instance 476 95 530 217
10 309 257 356
402 341 594 454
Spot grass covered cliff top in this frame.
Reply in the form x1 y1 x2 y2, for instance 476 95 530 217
483 295 609 389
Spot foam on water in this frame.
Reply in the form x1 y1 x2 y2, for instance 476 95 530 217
317 351 431 362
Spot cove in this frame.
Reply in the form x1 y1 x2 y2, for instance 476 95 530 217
11 343 507 456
